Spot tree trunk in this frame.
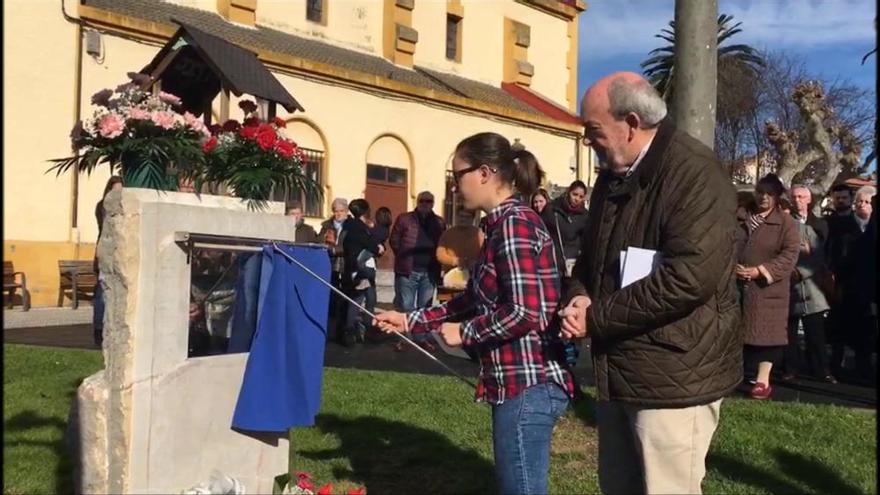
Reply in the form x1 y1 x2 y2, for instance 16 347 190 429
671 0 718 149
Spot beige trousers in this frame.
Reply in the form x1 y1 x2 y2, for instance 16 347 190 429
596 399 723 495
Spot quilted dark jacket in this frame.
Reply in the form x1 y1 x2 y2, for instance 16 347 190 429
566 120 742 407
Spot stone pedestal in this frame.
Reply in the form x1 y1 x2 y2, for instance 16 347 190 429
74 190 293 494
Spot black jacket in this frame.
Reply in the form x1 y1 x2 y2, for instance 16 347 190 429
566 120 741 407
341 217 381 281
542 196 589 264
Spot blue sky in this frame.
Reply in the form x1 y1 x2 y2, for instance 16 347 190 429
577 0 877 104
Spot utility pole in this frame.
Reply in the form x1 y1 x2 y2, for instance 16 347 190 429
671 0 718 149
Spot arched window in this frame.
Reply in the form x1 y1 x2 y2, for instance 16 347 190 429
273 119 326 217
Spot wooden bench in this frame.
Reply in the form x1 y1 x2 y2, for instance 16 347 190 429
58 260 98 309
4 261 30 311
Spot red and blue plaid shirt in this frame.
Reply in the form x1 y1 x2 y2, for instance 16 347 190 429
407 197 576 404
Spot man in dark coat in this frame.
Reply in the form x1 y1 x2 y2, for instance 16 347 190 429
286 201 318 244
559 72 741 495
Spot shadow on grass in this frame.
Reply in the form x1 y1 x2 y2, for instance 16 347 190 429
708 448 865 495
5 409 75 495
299 414 495 495
570 386 597 427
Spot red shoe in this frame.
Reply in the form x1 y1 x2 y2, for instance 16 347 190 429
750 382 773 400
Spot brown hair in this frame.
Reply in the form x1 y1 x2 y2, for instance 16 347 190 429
454 132 545 197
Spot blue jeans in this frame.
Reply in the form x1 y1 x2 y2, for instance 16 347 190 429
93 280 105 346
492 382 570 495
394 271 436 343
393 271 436 311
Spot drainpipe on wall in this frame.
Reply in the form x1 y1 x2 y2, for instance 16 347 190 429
62 0 84 256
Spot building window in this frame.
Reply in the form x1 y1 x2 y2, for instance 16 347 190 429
446 14 461 61
272 147 324 217
307 0 324 24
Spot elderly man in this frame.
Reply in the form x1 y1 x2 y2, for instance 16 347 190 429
791 185 829 244
319 197 350 343
286 200 318 243
833 185 877 383
559 72 741 495
389 191 446 350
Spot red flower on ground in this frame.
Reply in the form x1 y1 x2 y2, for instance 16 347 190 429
348 487 366 495
316 483 333 495
275 140 295 158
256 127 277 151
243 116 261 127
240 126 259 140
272 116 287 128
202 136 218 153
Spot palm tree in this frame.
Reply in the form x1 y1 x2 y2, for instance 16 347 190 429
641 14 765 101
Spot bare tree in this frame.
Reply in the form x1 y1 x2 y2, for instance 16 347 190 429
765 81 864 214
670 0 718 148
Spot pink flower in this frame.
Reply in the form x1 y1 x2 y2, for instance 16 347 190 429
98 113 126 138
183 111 206 133
297 479 314 492
127 108 151 120
151 111 176 129
158 91 182 106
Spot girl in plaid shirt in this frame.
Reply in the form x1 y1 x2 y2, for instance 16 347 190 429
375 132 576 495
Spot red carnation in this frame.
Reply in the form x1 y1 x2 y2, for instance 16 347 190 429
202 136 218 153
348 487 366 495
275 140 295 158
243 116 261 127
256 127 277 151
240 126 259 140
222 119 242 133
317 483 333 495
272 116 287 128
238 100 258 114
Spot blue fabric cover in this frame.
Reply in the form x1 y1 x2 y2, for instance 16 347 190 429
232 244 331 432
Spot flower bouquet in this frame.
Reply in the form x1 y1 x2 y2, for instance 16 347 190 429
202 100 321 210
49 72 210 191
274 471 365 495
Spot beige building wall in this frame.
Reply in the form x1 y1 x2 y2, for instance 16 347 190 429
4 1 586 307
258 0 384 56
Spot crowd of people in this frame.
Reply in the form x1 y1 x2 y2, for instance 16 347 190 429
735 175 877 397
89 69 876 495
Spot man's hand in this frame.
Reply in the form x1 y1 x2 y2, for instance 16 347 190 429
378 244 386 256
373 311 406 334
735 264 760 281
559 295 591 340
440 322 463 347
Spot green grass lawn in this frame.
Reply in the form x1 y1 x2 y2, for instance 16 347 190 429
4 343 877 494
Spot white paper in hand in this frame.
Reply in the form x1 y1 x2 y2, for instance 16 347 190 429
432 332 471 359
620 247 660 288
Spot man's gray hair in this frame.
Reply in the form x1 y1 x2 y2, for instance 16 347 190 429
331 197 348 211
791 184 813 196
855 185 877 200
608 77 667 128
